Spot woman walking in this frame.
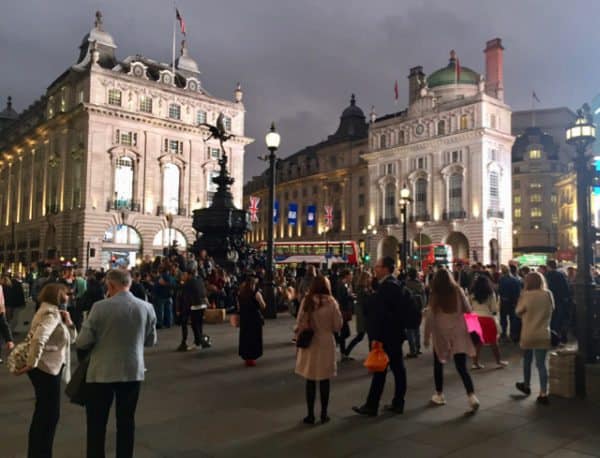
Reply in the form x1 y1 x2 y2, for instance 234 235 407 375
470 275 508 369
238 274 266 367
515 272 554 404
343 271 373 358
424 269 479 412
295 275 343 424
14 283 77 458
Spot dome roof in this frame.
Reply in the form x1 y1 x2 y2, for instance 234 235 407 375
330 94 368 140
341 94 365 118
0 96 18 120
175 40 200 75
75 11 117 68
428 50 480 88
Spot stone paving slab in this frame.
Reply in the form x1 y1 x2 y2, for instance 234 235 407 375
1 314 599 457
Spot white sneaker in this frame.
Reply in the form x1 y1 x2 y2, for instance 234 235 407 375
496 360 508 369
431 393 446 405
468 394 480 412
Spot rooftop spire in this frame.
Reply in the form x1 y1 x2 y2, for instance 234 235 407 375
7 96 12 110
350 93 356 106
95 10 103 30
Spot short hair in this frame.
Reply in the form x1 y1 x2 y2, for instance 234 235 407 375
381 256 395 273
340 268 352 278
407 267 418 280
38 283 68 306
500 265 509 275
105 269 132 288
547 259 558 270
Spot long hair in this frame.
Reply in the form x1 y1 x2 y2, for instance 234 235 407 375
238 277 258 304
303 275 332 314
471 274 493 304
524 271 546 291
428 268 461 313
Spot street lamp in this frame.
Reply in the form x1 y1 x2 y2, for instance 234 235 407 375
416 221 424 270
565 104 598 396
264 122 281 319
399 184 412 272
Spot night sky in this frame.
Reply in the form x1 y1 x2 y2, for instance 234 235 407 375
2 0 599 181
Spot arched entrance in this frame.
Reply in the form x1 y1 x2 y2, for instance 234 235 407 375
102 224 142 269
152 228 188 257
378 236 399 263
445 231 470 264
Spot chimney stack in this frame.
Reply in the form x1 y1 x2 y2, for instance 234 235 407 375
484 38 504 101
408 66 425 105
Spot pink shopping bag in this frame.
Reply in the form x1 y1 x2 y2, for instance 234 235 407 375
464 313 484 344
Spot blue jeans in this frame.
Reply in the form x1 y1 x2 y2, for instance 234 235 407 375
154 298 173 328
523 349 548 393
406 328 421 354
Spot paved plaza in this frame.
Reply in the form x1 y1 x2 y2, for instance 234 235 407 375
2 314 599 458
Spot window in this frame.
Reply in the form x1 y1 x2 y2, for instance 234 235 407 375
47 96 54 119
551 193 557 204
209 147 220 159
451 150 461 163
139 96 153 113
116 130 137 147
196 110 207 125
358 194 365 207
489 171 499 211
164 139 183 154
223 116 232 131
530 193 542 203
358 176 365 187
418 157 427 169
169 104 181 120
60 87 67 112
398 131 405 145
529 149 542 159
514 207 521 218
358 214 366 229
449 173 462 213
114 157 134 204
415 178 427 217
514 195 521 204
108 89 122 106
437 120 446 135
78 89 85 104
162 163 180 214
460 115 468 130
386 163 394 175
380 134 387 149
530 182 542 189
385 183 396 219
531 208 543 218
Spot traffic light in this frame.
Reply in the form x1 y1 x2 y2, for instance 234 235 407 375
363 253 371 263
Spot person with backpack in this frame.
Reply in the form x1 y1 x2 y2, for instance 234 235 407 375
352 257 416 416
405 268 425 358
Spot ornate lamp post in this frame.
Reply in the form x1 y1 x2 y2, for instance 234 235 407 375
565 104 598 396
264 122 281 319
399 184 412 272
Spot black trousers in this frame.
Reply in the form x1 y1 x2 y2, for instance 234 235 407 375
27 367 62 458
181 309 204 345
366 346 406 410
86 382 141 458
433 352 474 394
500 302 521 341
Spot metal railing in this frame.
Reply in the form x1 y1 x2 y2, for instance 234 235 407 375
442 210 467 220
106 199 141 212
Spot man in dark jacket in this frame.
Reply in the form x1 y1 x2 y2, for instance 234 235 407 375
353 256 409 416
545 260 572 344
498 265 522 342
176 269 209 351
335 269 355 360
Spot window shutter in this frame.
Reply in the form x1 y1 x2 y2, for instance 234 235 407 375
164 139 168 152
133 133 138 147
116 129 120 144
179 141 184 154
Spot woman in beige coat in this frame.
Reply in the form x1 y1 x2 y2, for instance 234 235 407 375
515 272 554 404
295 275 343 424
14 283 77 458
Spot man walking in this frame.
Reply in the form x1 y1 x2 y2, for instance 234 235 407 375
353 256 412 416
76 269 157 458
177 268 209 351
545 260 572 344
498 265 522 342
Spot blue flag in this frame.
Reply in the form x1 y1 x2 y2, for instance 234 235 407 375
288 203 298 226
273 200 279 223
306 205 316 227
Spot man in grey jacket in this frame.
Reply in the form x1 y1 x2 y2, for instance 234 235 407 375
76 269 157 458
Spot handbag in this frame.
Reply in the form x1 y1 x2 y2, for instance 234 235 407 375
65 357 90 406
6 339 31 374
296 313 314 349
364 341 389 373
464 313 484 345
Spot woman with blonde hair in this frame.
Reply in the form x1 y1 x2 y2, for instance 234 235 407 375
14 282 77 458
515 271 554 404
295 275 343 424
424 268 479 412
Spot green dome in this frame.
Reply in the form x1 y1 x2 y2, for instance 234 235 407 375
427 54 480 88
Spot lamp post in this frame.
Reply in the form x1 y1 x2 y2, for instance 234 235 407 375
399 184 412 272
416 220 424 271
264 122 281 319
565 104 597 396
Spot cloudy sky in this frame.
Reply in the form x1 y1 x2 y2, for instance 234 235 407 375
2 0 600 181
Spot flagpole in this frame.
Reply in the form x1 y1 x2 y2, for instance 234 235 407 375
531 91 536 127
172 9 176 76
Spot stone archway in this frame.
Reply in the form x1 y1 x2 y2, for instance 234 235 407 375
378 236 399 262
445 231 470 264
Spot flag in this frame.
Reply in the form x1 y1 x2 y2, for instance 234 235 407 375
532 91 541 103
324 205 333 228
455 57 461 83
288 203 298 226
248 196 260 223
306 205 316 227
273 201 279 223
394 80 399 102
176 8 186 35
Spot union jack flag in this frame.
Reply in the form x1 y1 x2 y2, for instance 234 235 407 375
248 196 260 223
324 205 333 228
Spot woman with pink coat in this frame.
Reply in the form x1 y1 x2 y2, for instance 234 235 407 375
295 275 343 425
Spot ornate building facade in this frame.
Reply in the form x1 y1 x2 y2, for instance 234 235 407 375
364 39 515 266
0 12 251 270
244 95 369 245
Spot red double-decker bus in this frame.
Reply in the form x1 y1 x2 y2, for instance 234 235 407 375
258 240 360 265
416 244 453 271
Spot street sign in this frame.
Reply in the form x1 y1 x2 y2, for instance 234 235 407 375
516 254 547 266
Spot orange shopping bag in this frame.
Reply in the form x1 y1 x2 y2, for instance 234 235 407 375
364 341 389 373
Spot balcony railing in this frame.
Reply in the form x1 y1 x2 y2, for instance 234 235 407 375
379 216 399 226
409 213 431 223
156 205 187 217
107 199 141 212
487 209 504 219
442 210 467 220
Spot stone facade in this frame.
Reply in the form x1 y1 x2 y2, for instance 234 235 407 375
0 12 251 271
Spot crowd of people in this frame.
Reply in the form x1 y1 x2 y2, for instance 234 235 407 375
0 251 578 456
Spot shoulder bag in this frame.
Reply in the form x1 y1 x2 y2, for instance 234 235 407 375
65 356 90 406
296 311 314 349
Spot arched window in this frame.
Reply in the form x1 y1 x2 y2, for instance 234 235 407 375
103 224 141 245
380 134 387 149
449 173 462 214
385 183 396 220
114 157 134 206
152 228 187 248
437 120 446 136
489 171 500 212
163 163 180 214
415 178 427 218
460 115 468 130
